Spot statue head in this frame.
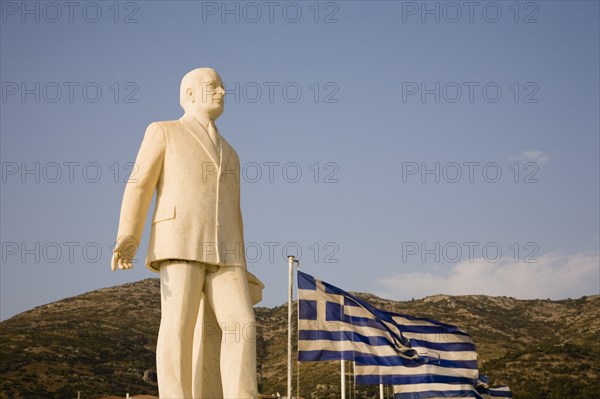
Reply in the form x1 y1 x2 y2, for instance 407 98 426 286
180 68 225 121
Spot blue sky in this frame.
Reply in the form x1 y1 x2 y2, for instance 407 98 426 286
1 0 599 320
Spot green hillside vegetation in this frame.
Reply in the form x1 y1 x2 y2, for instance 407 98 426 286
1 279 598 398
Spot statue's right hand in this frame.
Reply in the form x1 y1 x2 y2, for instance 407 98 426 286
111 235 139 271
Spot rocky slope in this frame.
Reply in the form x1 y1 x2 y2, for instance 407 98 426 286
1 279 598 399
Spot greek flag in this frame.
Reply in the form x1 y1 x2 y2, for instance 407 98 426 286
392 385 512 399
356 310 480 397
479 386 512 398
297 271 418 363
297 271 511 399
356 314 511 399
476 378 512 399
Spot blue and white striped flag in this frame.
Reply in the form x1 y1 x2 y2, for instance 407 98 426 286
480 386 512 398
390 384 511 399
297 271 418 363
356 313 512 399
297 271 510 399
356 310 480 398
476 378 512 399
356 314 511 399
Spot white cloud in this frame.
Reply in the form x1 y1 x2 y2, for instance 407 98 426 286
510 150 550 165
377 251 599 300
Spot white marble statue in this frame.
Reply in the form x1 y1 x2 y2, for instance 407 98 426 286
112 67 262 399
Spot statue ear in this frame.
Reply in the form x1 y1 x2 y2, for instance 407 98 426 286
186 88 194 102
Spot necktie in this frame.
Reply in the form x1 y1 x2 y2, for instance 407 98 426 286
208 121 221 155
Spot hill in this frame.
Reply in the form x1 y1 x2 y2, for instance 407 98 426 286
1 279 599 398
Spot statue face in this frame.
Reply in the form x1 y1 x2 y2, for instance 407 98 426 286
191 69 225 120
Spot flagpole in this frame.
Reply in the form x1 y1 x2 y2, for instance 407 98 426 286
296 261 301 399
351 361 355 399
341 360 346 399
379 383 384 399
287 255 295 399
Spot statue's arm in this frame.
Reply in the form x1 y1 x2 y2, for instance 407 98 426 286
112 122 166 271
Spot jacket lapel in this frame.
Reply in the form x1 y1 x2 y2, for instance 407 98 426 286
179 113 220 165
219 135 233 165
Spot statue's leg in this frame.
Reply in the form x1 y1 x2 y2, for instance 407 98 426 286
205 266 258 399
192 291 223 398
157 260 206 399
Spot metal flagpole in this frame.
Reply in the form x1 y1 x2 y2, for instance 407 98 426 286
287 255 295 399
380 383 384 399
341 360 346 399
296 260 301 399
297 359 300 399
350 361 354 399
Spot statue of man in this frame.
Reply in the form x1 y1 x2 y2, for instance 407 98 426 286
112 67 260 398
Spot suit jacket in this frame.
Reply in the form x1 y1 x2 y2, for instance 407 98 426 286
116 112 246 272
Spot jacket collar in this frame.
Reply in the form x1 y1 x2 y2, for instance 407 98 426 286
179 113 220 165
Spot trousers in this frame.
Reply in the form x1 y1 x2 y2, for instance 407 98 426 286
156 260 258 398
